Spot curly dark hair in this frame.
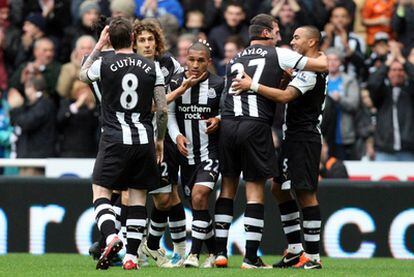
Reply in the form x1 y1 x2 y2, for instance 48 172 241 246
133 19 166 58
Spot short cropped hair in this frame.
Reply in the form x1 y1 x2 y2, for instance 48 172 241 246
109 17 133 50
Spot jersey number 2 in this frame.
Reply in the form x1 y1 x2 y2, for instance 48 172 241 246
120 73 139 110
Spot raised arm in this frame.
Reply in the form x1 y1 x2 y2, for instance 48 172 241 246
79 26 109 83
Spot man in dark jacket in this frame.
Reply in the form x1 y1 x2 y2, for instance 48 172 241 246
9 74 56 175
392 0 414 52
367 47 414 161
208 1 249 63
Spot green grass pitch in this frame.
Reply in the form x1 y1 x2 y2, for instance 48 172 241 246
1 254 414 276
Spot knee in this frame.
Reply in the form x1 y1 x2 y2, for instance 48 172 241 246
154 193 171 211
296 190 318 208
271 181 293 203
191 190 209 209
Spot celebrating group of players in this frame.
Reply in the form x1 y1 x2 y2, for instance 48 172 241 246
79 12 328 271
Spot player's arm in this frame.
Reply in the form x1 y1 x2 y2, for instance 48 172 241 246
79 26 109 83
232 71 316 103
166 72 208 104
154 62 168 141
167 101 189 157
276 47 328 73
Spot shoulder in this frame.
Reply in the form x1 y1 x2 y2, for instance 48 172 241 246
295 71 317 82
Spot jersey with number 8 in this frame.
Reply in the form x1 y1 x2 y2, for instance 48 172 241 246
89 53 164 145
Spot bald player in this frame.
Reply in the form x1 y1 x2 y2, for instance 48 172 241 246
232 26 327 270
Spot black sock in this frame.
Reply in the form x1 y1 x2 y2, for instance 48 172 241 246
244 203 264 262
190 209 212 255
169 203 186 244
302 205 321 260
93 198 117 238
110 192 120 205
113 196 122 232
147 207 168 250
126 205 147 256
214 197 233 256
279 200 302 252
120 204 128 242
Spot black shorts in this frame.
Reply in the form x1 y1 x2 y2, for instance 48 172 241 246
219 119 278 181
180 159 219 198
92 138 159 191
149 139 180 194
274 140 321 191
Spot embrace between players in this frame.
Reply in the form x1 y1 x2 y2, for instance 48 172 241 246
79 13 328 271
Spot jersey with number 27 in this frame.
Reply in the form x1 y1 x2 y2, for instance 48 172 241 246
87 52 164 145
222 45 308 125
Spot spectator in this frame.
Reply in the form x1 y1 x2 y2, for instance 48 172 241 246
261 0 304 46
14 13 46 67
322 0 356 24
361 0 396 47
8 37 61 106
9 74 57 175
176 33 196 66
365 32 391 74
57 80 99 158
322 48 360 160
136 0 184 27
392 0 414 51
57 35 96 99
110 0 136 20
208 1 248 62
0 0 21 79
60 0 100 63
321 5 366 79
183 10 205 36
215 35 244 76
367 47 414 161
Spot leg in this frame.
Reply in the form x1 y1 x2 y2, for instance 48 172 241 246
93 184 123 270
215 176 238 262
168 185 186 258
147 193 170 251
271 181 303 253
296 190 321 263
184 184 213 268
124 188 147 266
243 180 265 265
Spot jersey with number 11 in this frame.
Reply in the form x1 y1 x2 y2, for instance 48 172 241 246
88 53 165 145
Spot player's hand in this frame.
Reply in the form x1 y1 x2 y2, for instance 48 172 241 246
189 71 208 86
155 139 164 164
179 75 196 93
205 117 220 134
231 71 252 95
96 26 109 50
176 134 189 157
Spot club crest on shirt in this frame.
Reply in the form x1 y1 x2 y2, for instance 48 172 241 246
297 72 308 83
208 88 216 98
161 66 169 77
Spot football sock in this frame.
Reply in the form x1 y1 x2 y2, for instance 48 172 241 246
190 209 213 256
169 203 186 256
147 207 168 250
244 203 264 262
120 204 128 243
93 198 117 241
214 197 233 256
279 200 303 254
113 196 122 232
302 205 321 262
126 205 146 256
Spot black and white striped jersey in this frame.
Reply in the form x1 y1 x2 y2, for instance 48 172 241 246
221 45 308 125
87 52 165 145
168 72 224 165
156 52 183 90
284 70 328 143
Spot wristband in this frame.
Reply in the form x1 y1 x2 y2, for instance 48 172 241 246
250 81 259 92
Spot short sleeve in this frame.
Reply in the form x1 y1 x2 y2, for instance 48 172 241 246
276 47 308 71
288 71 317 94
171 57 184 75
87 59 102 82
154 61 165 86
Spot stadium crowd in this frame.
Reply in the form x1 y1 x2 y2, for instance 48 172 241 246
0 0 414 175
